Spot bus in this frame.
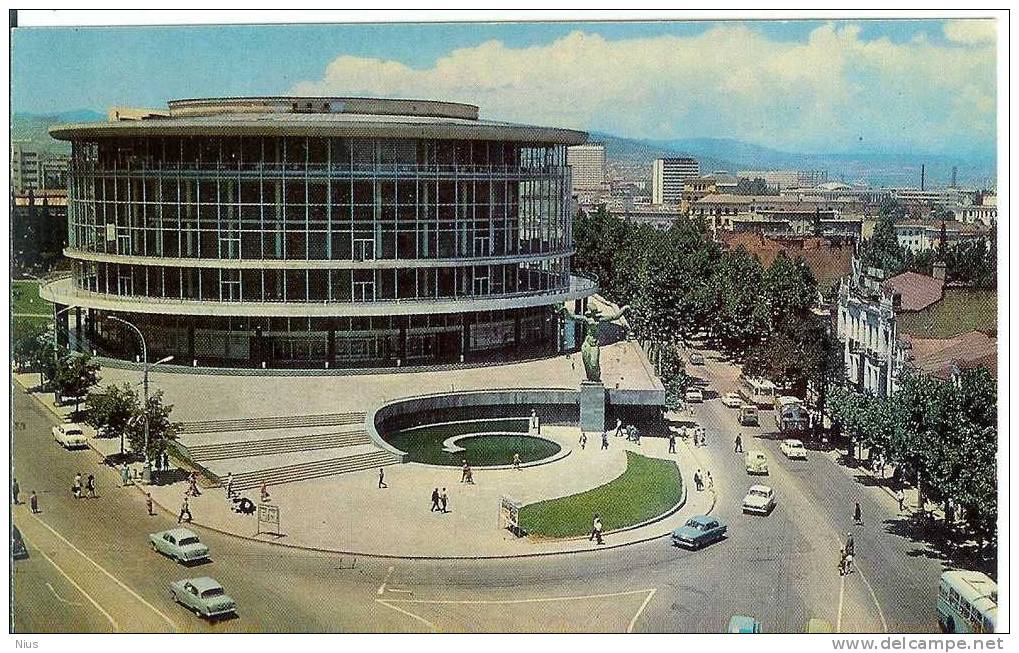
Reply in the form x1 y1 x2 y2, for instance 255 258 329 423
775 396 809 432
937 570 997 633
739 376 777 408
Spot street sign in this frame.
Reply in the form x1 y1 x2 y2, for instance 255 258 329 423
256 502 281 536
499 496 524 537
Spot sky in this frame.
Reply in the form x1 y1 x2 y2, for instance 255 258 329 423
11 18 997 158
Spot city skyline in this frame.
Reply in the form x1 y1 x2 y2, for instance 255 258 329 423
12 18 996 160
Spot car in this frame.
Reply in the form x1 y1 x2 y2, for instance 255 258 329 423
688 351 705 365
671 515 727 549
742 485 776 515
728 615 762 633
11 525 28 560
721 392 742 408
780 438 808 460
52 423 88 449
745 451 769 475
739 404 759 426
149 528 210 564
684 388 704 403
170 577 237 619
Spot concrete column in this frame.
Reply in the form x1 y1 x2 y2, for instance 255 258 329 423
327 329 336 363
187 326 195 359
74 307 82 352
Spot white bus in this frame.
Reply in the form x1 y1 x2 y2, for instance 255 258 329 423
937 570 997 633
738 376 777 408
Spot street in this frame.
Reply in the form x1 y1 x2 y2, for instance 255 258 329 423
11 363 943 633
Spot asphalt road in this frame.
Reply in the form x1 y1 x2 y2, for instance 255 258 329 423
10 362 945 633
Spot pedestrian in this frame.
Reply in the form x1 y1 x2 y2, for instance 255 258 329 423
838 547 847 576
161 451 170 472
668 431 676 454
178 496 192 523
12 477 19 505
706 470 714 490
700 430 706 447
694 470 703 492
461 459 469 483
601 431 609 450
614 418 623 437
73 472 82 499
86 473 97 498
30 490 39 514
146 492 155 516
589 513 604 545
431 487 440 512
440 488 449 513
225 472 235 498
854 501 863 525
734 434 743 453
896 489 905 512
844 550 854 575
845 532 855 556
378 468 387 489
260 481 271 503
634 427 641 446
121 464 131 487
513 453 521 470
465 466 475 485
579 432 587 450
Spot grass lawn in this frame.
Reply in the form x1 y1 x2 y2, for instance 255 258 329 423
12 315 51 341
519 451 683 538
898 289 997 339
11 281 50 316
385 418 561 466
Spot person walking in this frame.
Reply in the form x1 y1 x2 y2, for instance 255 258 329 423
225 472 235 498
693 470 703 492
121 464 131 487
589 513 604 545
146 492 155 516
601 431 609 450
668 431 676 454
260 481 271 504
465 466 475 485
378 468 387 489
896 489 905 512
513 453 521 470
178 496 192 524
614 418 623 438
30 491 39 514
579 432 587 450
73 473 82 499
430 487 441 512
12 477 20 505
700 430 707 448
461 460 469 483
86 473 97 499
440 488 449 513
161 451 170 472
854 501 863 525
734 434 743 453
706 470 714 490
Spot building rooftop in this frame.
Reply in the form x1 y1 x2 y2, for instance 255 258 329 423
882 271 945 312
901 330 997 380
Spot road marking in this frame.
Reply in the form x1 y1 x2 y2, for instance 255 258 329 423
856 563 889 633
387 588 413 594
377 565 395 595
627 588 657 633
382 587 656 605
27 512 178 631
837 574 845 632
46 582 83 606
28 540 118 631
376 599 441 633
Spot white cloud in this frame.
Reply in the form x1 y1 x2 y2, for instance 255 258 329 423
290 23 996 155
943 19 997 45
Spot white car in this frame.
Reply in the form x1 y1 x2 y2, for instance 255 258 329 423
149 528 210 564
742 485 776 515
53 423 88 449
780 438 808 460
721 392 742 408
685 388 704 403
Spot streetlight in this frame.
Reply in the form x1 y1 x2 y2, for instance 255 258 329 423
105 315 172 483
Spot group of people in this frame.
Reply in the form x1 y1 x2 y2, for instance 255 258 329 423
430 487 450 513
839 532 856 575
71 472 98 499
11 478 39 514
692 468 713 492
461 460 476 484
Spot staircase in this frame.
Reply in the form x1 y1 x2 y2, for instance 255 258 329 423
185 429 373 462
229 449 400 492
180 412 365 435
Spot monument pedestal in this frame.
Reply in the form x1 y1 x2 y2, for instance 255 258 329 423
580 380 606 433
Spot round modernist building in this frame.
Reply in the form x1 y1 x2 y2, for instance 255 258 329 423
43 97 597 369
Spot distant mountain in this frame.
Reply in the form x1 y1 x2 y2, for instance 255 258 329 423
591 131 996 189
11 110 104 155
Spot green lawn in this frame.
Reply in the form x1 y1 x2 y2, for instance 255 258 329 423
384 418 561 467
898 289 997 339
11 281 50 316
519 451 683 538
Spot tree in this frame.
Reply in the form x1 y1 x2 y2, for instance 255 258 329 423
125 390 182 464
701 247 769 357
860 199 907 274
85 383 140 455
657 343 693 410
36 336 70 391
763 251 817 326
55 351 101 415
12 320 48 372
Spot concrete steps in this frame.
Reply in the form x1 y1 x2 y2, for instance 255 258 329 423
186 430 373 461
229 449 400 491
180 412 366 435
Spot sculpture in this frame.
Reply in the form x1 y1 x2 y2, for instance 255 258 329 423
558 303 630 382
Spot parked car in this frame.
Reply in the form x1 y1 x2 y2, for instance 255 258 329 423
688 351 705 366
780 438 808 460
742 485 776 515
739 404 759 426
729 615 762 633
684 388 704 403
672 515 727 549
744 451 769 475
149 528 210 564
170 577 237 619
721 392 742 408
11 525 28 560
52 423 88 449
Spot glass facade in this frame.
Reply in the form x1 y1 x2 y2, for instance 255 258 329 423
59 131 588 368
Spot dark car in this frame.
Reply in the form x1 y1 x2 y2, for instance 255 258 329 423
671 515 727 550
12 525 29 560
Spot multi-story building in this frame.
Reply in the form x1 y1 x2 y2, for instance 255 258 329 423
950 204 997 227
689 193 863 240
566 143 606 193
11 142 41 192
606 202 683 231
779 182 890 207
651 157 698 205
894 220 993 253
42 96 597 369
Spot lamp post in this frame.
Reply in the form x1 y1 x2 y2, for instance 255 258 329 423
106 315 173 483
